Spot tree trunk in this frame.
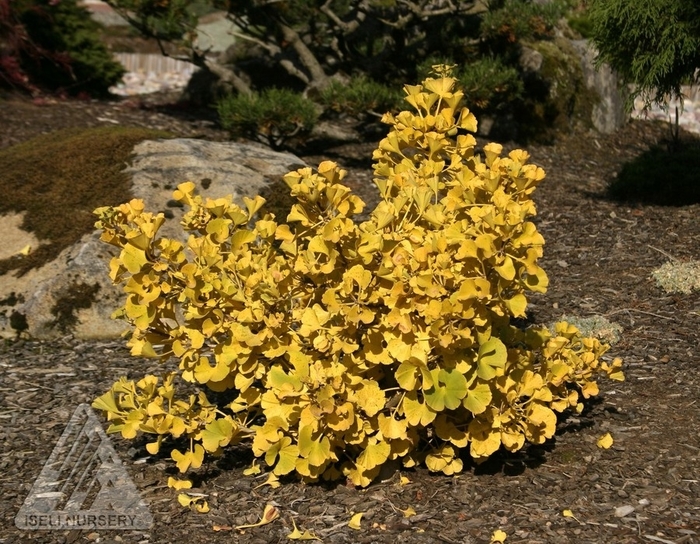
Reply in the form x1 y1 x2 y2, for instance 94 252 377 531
279 23 330 91
192 53 252 95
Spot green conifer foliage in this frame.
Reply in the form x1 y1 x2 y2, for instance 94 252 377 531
1 0 125 96
588 0 700 108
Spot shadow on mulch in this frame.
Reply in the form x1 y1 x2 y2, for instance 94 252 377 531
466 398 602 477
599 131 700 206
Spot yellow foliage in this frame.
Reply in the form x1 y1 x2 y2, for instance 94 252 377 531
597 432 614 449
92 66 623 489
348 512 363 530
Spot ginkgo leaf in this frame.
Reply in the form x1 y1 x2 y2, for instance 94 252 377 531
505 293 527 317
287 204 311 226
378 413 408 440
92 390 121 415
395 361 420 391
462 382 492 415
580 380 600 398
348 512 363 530
353 379 385 416
287 518 320 540
356 441 391 471
597 432 614 449
268 366 303 392
523 265 549 293
469 418 502 459
401 507 416 518
387 337 413 363
206 217 231 243
243 195 266 217
458 107 478 132
177 493 194 507
402 393 437 426
121 243 148 274
344 264 372 290
243 461 262 476
477 337 507 380
268 436 300 475
254 472 281 489
434 415 469 448
562 509 582 523
200 417 235 452
177 493 209 513
490 529 507 543
494 257 515 280
425 444 463 475
171 444 205 472
424 76 454 97
167 477 192 490
501 430 525 452
235 504 280 530
424 368 468 411
298 426 331 467
527 403 556 435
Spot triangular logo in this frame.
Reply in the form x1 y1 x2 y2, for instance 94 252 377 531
15 404 153 530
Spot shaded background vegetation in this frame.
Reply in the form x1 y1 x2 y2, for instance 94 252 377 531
0 0 125 96
2 0 700 204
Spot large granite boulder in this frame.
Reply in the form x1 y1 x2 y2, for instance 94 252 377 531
481 37 627 141
0 139 304 340
569 39 628 134
523 37 627 135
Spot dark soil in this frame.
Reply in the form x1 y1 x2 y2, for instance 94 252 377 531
1 91 699 544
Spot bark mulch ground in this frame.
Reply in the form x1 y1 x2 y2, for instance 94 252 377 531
0 93 698 544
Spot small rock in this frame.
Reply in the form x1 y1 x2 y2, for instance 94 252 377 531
614 505 635 518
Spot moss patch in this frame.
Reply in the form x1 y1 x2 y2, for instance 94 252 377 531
518 38 599 142
555 314 623 345
652 260 700 294
0 125 173 276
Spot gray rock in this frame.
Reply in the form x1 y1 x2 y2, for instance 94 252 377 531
571 39 628 134
127 139 304 240
514 38 627 137
194 11 239 53
520 46 544 73
0 139 304 340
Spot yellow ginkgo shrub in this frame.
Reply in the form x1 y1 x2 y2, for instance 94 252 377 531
92 66 623 488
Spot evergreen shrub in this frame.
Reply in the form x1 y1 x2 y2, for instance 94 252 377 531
100 0 598 140
458 58 524 112
318 76 403 118
93 67 623 493
217 88 319 150
480 0 571 47
0 0 125 96
417 57 523 115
